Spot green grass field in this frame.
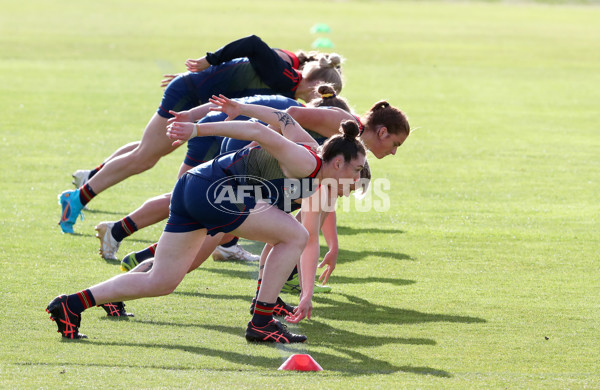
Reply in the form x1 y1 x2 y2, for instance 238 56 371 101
1 0 599 388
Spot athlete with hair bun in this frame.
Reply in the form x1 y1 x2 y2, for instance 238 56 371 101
92 84 350 264
47 96 366 344
110 88 411 289
58 35 344 234
163 95 411 322
94 92 411 322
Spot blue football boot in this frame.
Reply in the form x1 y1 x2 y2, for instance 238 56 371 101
58 189 84 234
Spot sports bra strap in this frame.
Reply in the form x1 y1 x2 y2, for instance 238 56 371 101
302 145 322 178
278 49 300 69
353 115 365 136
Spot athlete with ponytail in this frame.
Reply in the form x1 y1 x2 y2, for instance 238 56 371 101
58 35 344 234
96 84 350 264
92 84 350 263
47 96 366 343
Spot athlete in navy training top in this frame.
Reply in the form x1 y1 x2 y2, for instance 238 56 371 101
94 86 350 263
58 35 343 234
47 96 366 344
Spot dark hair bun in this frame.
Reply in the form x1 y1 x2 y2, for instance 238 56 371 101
341 120 359 141
317 84 336 98
371 100 390 111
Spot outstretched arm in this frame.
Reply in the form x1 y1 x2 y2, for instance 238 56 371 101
205 35 277 66
209 95 317 148
186 35 281 73
285 192 321 324
286 187 337 324
318 211 338 284
163 105 211 126
167 120 317 179
187 35 299 92
166 103 215 125
287 106 356 138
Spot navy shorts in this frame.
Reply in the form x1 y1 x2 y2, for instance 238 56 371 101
165 172 256 235
184 136 224 167
157 73 200 118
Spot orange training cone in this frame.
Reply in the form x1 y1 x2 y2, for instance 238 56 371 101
278 354 323 371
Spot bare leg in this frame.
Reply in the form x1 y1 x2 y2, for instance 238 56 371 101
230 203 308 303
127 193 171 230
85 113 180 195
258 243 274 280
88 229 206 304
219 233 237 246
188 233 224 271
124 232 223 274
102 141 140 164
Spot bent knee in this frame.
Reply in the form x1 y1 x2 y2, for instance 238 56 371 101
287 225 309 248
127 151 161 173
151 281 178 297
146 275 182 297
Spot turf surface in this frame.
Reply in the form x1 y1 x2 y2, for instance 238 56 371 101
1 0 599 388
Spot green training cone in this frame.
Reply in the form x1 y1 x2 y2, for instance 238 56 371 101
310 23 331 34
311 37 334 49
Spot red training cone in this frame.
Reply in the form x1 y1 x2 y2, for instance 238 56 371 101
278 354 323 371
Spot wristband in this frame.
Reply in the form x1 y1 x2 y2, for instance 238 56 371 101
192 124 200 138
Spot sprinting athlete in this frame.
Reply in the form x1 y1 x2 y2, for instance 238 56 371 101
94 93 398 322
58 35 343 234
93 85 350 263
47 97 366 344
165 95 410 321
112 90 409 279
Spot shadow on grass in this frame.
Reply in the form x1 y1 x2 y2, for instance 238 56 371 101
83 208 129 216
197 267 257 281
312 293 486 326
71 292 457 377
129 318 435 349
171 290 252 302
124 237 161 245
59 232 94 238
75 332 450 377
197 266 414 287
100 257 122 266
336 225 406 236
321 275 415 287
299 319 436 346
173 289 483 327
204 240 413 265
331 246 414 264
17 357 451 377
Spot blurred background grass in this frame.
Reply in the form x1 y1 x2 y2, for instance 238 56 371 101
0 0 599 388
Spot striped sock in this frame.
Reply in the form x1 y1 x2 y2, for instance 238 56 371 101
66 289 96 315
110 216 138 242
221 236 239 248
79 183 97 206
255 279 262 298
251 300 275 327
88 163 105 180
250 279 262 315
135 243 158 263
